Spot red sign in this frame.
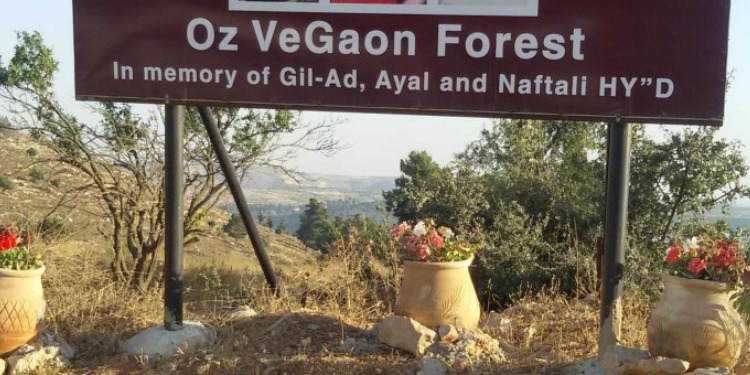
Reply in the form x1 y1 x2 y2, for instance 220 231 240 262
73 0 730 125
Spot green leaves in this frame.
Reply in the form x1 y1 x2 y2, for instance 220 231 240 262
4 31 58 93
0 248 43 270
296 198 340 252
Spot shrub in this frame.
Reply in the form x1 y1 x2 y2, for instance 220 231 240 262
472 202 598 309
26 148 37 157
36 215 74 241
50 178 61 187
29 168 44 182
223 213 246 239
0 176 15 191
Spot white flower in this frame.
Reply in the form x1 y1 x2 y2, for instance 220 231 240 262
683 237 699 253
413 221 427 236
443 228 455 240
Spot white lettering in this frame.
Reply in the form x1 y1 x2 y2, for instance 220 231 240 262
252 20 277 52
514 33 538 60
437 24 462 57
218 27 238 51
187 18 214 51
306 21 334 54
364 31 388 55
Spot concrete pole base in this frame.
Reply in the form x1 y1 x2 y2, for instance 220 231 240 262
120 321 216 357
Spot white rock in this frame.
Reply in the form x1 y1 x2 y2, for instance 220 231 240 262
120 321 216 357
376 316 436 356
616 356 690 375
7 331 75 374
560 345 650 375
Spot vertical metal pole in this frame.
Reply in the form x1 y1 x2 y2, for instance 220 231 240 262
598 119 631 369
164 104 185 330
197 106 278 294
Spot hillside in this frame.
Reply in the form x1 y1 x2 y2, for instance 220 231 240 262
0 129 319 273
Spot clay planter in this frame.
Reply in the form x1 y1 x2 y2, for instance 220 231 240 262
647 274 747 370
0 266 45 356
393 258 481 329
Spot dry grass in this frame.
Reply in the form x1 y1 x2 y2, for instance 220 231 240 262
28 228 667 375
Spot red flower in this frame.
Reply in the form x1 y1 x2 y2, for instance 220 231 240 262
712 240 738 267
0 234 17 251
687 257 708 275
665 246 681 264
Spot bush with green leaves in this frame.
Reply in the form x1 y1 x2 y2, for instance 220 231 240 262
29 168 44 182
471 202 598 308
36 215 73 241
0 176 15 191
26 148 37 157
223 213 246 239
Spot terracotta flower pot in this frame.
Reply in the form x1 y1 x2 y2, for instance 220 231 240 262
647 274 747 370
393 258 481 329
0 266 45 356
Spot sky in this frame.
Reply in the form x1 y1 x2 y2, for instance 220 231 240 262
1 2 749 178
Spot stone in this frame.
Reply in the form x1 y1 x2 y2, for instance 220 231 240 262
437 325 459 344
376 316 436 356
226 306 257 320
686 367 731 375
120 321 216 357
419 358 449 375
6 331 75 374
426 328 505 368
480 312 511 333
560 345 650 375
616 356 690 375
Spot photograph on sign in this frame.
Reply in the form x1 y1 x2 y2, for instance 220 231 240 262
229 0 539 16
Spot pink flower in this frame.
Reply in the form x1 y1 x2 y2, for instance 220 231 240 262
390 222 409 238
427 230 444 249
415 244 430 261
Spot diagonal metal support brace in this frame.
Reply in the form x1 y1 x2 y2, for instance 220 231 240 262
197 106 278 295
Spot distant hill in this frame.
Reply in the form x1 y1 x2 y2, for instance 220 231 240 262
242 167 396 194
223 167 398 233
703 205 750 230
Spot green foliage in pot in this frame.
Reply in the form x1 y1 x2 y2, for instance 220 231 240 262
0 224 42 270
